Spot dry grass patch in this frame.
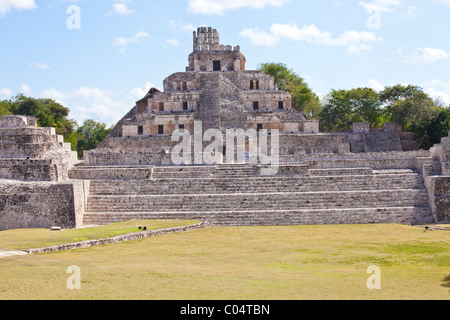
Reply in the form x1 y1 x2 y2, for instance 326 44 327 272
0 223 449 300
0 220 199 251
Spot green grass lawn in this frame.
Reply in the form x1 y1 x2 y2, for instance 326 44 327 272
0 220 199 251
0 223 449 300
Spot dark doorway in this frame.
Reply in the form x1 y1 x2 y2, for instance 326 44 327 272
213 60 221 71
158 125 164 135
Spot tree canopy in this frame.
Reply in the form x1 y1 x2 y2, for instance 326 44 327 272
319 84 448 149
258 62 321 118
259 62 450 149
75 119 112 158
319 88 384 132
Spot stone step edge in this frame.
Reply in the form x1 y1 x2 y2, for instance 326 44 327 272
83 206 430 216
23 221 210 255
86 189 429 198
84 172 422 179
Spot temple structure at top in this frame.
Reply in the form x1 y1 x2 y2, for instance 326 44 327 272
85 26 417 166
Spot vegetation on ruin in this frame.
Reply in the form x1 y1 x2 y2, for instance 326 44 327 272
318 84 447 149
259 63 450 150
258 62 322 119
0 223 449 299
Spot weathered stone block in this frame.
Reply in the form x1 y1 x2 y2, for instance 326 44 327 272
0 179 89 231
352 122 370 134
0 115 36 128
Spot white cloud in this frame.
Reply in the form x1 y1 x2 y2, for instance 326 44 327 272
359 0 402 13
431 0 450 6
41 83 158 126
29 62 51 70
0 88 12 97
367 79 385 91
402 47 450 65
114 31 149 53
239 28 279 47
240 23 381 54
165 38 180 47
129 82 155 100
42 87 127 126
187 0 291 15
169 20 196 33
20 84 32 95
112 3 133 15
406 6 418 17
0 0 37 17
423 79 450 106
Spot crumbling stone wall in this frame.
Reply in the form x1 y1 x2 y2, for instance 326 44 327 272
349 122 417 153
0 179 89 231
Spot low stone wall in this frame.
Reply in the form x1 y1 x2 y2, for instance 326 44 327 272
69 166 154 180
0 179 90 231
26 221 209 254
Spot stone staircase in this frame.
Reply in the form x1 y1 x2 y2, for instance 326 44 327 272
79 164 434 226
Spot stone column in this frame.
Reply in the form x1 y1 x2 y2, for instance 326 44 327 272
193 30 200 51
200 27 207 51
212 29 220 50
207 27 213 51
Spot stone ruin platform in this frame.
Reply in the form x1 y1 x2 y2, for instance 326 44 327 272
0 115 79 181
68 149 441 227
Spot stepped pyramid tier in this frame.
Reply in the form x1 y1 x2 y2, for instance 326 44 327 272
0 115 79 181
0 115 86 230
89 27 419 167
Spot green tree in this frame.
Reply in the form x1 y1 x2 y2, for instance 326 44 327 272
0 99 12 116
319 89 353 132
319 88 383 132
379 85 442 149
76 119 112 158
379 84 423 111
1 94 78 151
258 62 322 118
424 108 450 148
348 87 383 127
388 90 439 131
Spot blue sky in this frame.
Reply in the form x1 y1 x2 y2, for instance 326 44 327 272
0 0 449 126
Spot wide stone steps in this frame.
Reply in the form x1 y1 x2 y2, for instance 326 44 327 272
88 174 425 195
151 166 214 178
81 166 434 226
82 207 433 226
214 165 256 177
86 189 430 213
